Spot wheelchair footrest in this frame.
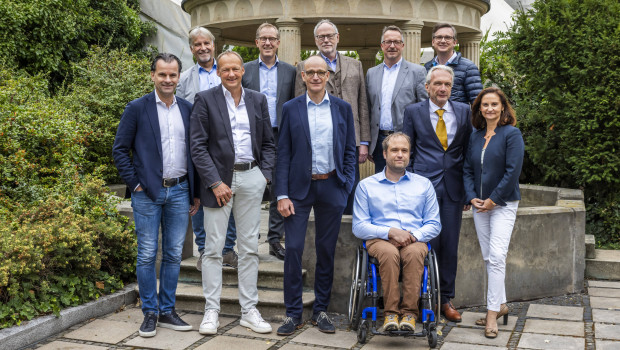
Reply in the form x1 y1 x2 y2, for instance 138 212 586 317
371 328 428 338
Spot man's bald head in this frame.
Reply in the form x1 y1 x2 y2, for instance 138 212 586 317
304 55 328 71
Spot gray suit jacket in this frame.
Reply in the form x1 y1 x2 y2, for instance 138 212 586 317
189 85 275 208
294 53 370 146
242 58 296 128
176 64 201 104
366 59 428 154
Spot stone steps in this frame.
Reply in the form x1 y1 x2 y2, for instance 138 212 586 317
586 249 620 280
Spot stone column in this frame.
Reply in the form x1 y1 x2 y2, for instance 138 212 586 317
357 48 378 76
276 18 302 65
401 21 424 64
459 33 483 67
210 27 225 56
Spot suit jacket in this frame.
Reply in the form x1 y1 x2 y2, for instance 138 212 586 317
190 85 276 208
463 125 524 206
242 58 296 128
112 91 199 203
175 64 201 104
294 53 370 146
366 59 428 154
275 94 357 200
402 100 472 203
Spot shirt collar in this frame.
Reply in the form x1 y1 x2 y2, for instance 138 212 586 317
306 91 330 106
258 55 279 68
383 57 403 70
154 90 177 107
198 60 217 73
429 99 451 114
320 52 337 65
433 51 458 66
378 168 412 183
222 85 245 104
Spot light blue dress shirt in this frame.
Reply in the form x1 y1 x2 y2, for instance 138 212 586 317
307 92 335 174
258 56 279 127
320 52 337 72
198 61 220 91
352 170 441 243
379 58 402 131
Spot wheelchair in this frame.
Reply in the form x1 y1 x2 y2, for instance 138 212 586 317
348 241 441 347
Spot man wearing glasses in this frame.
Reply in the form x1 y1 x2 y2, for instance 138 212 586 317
366 25 428 174
295 19 370 216
424 23 483 104
276 56 356 336
241 23 296 261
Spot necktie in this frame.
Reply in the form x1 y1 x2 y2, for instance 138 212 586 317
435 109 448 151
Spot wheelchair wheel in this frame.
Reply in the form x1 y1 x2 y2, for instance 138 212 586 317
357 319 368 344
348 245 367 330
429 249 441 321
428 328 438 348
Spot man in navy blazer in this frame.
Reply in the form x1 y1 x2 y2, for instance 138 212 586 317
402 65 472 323
275 56 356 335
242 22 297 260
113 53 200 337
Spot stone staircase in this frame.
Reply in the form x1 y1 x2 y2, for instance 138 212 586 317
585 234 620 280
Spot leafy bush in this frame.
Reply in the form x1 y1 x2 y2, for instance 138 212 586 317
479 0 620 246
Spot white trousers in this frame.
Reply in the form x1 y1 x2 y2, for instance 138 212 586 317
202 166 266 313
472 200 519 312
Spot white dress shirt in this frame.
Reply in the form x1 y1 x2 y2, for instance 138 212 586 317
223 86 254 163
429 100 457 146
379 58 402 131
155 92 187 178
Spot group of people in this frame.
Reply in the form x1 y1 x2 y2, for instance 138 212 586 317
112 18 524 342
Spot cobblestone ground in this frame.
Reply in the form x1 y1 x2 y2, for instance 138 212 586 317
23 279 620 350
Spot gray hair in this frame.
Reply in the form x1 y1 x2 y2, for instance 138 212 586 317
380 25 403 43
255 22 280 39
426 65 454 84
188 26 215 46
216 50 244 66
313 19 338 36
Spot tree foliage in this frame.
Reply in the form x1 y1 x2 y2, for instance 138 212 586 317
480 0 620 246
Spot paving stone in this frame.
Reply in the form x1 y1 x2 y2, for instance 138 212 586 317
194 335 273 350
442 326 510 347
589 288 620 298
104 307 144 324
279 344 319 350
180 313 237 330
522 319 584 336
526 304 583 321
226 322 285 339
595 339 620 349
596 323 620 340
36 341 108 350
593 309 620 324
64 319 136 344
591 297 620 310
125 327 204 349
459 311 517 330
290 327 358 348
441 342 507 350
517 333 584 349
590 281 620 289
359 335 430 349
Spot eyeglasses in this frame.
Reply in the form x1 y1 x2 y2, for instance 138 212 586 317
433 35 455 42
304 70 328 78
381 40 404 47
315 33 337 41
258 36 279 43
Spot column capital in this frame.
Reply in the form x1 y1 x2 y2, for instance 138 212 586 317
400 20 424 32
275 17 302 27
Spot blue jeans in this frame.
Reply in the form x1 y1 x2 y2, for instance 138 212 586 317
131 181 189 315
192 207 237 254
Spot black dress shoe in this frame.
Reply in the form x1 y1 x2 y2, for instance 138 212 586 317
269 241 286 260
312 311 335 333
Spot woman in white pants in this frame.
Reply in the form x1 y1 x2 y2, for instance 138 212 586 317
463 87 524 339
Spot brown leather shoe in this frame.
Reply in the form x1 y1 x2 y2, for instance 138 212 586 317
441 302 462 323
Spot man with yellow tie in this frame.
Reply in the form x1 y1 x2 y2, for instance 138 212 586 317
402 65 472 323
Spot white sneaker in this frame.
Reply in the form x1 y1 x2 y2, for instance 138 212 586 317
199 309 219 335
240 308 272 334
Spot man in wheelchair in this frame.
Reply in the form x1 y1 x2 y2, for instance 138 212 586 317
352 132 441 332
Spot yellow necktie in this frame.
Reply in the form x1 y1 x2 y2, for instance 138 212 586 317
435 109 448 151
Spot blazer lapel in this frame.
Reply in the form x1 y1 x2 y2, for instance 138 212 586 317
276 62 284 105
250 61 260 91
297 98 311 147
330 98 341 157
391 62 408 104
146 92 163 159
244 90 258 155
214 86 235 148
446 101 463 150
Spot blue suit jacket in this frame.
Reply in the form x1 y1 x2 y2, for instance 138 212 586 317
463 125 524 206
275 94 357 200
402 99 472 203
112 91 199 203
